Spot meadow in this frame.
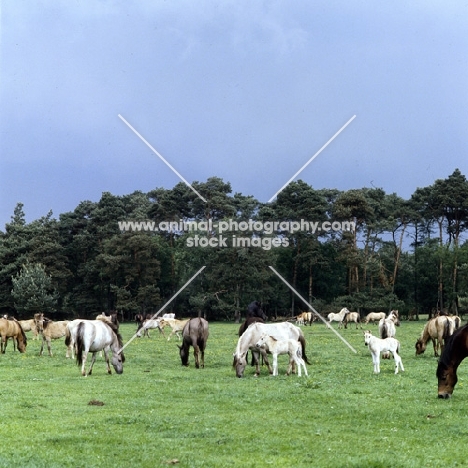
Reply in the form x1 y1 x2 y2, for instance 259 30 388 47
1 319 468 468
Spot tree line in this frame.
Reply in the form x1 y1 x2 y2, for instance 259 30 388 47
2 169 468 321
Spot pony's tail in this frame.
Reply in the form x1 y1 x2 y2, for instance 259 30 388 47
64 326 71 347
75 322 85 366
298 335 310 365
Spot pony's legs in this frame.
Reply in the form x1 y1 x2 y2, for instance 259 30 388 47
372 352 380 373
193 345 200 369
1 335 6 353
87 353 97 375
298 357 308 376
392 352 404 374
272 353 278 376
65 341 74 359
39 337 45 356
99 349 111 375
80 350 89 376
45 337 53 357
295 356 302 377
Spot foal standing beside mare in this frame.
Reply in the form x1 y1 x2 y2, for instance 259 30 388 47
255 333 308 377
233 322 310 378
178 317 209 368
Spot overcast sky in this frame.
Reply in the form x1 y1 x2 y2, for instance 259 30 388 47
1 1 467 227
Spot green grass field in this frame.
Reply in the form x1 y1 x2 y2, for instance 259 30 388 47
1 320 467 468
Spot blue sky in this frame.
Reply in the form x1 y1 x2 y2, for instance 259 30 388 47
1 1 467 227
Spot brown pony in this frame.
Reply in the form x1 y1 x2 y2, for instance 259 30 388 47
178 317 209 368
415 316 453 357
0 318 27 353
40 319 72 357
342 312 362 329
437 323 468 398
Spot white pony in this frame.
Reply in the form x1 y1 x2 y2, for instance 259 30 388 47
255 333 308 377
327 307 349 328
136 317 165 338
364 330 404 374
65 319 124 376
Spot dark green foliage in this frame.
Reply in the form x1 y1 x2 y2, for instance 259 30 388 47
2 170 468 318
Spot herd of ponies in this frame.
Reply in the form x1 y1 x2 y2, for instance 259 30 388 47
1 302 468 398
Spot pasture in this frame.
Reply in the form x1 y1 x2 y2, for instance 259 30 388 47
1 320 468 467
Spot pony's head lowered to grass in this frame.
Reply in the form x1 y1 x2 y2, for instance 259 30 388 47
437 324 468 398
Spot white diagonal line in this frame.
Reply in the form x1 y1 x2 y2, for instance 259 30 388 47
117 266 206 354
268 265 357 353
118 114 207 203
268 115 356 202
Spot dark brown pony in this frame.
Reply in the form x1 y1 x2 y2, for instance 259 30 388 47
247 301 267 321
178 317 209 368
0 318 27 353
437 323 468 398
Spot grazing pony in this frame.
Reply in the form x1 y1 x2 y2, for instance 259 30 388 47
39 319 73 357
255 334 308 377
135 313 152 332
327 308 349 328
66 319 125 376
364 330 404 374
238 317 265 367
295 311 313 326
364 312 386 325
437 323 468 398
136 318 165 338
178 317 209 368
415 316 454 357
342 312 362 329
0 318 27 353
233 322 309 378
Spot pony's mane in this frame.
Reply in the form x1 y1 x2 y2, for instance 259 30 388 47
17 321 27 344
97 316 119 332
100 320 125 363
42 317 53 329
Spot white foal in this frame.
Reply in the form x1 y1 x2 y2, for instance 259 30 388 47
255 333 308 377
364 330 404 375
